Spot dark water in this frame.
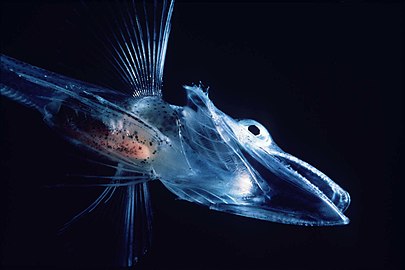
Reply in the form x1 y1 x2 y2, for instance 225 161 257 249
1 1 404 269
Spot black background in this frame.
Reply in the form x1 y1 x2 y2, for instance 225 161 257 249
1 1 404 269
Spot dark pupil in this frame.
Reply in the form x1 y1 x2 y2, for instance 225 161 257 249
248 125 260 136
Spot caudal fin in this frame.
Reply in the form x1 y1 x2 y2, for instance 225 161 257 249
0 54 125 118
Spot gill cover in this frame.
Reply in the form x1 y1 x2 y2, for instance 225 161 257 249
162 86 350 226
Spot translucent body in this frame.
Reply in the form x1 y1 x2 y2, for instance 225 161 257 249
1 54 350 225
0 0 350 266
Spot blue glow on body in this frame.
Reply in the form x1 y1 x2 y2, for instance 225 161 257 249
0 0 350 266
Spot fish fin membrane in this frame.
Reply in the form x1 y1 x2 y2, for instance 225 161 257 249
119 182 153 267
58 164 152 266
96 164 153 266
79 0 174 97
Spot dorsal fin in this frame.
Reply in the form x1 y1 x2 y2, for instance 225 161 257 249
82 0 175 98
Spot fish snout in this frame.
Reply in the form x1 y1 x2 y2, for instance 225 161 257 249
232 146 351 225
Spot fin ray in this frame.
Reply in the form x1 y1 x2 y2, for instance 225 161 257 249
80 0 175 97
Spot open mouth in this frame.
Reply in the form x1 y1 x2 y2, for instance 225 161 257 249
211 144 351 226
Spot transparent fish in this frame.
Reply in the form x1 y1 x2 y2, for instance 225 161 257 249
0 0 350 266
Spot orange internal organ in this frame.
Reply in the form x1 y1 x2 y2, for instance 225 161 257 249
62 117 158 164
85 125 158 163
104 131 153 160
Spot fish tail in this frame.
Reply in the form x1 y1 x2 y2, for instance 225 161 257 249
0 54 126 122
1 54 62 117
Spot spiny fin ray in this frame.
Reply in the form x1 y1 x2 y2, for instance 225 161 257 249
81 0 175 98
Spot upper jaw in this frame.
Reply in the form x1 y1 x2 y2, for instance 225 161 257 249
219 115 350 226
229 126 350 225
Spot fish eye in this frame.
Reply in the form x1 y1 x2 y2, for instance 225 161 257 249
237 119 272 147
248 124 260 136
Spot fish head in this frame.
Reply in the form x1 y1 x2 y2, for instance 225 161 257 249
162 85 350 226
